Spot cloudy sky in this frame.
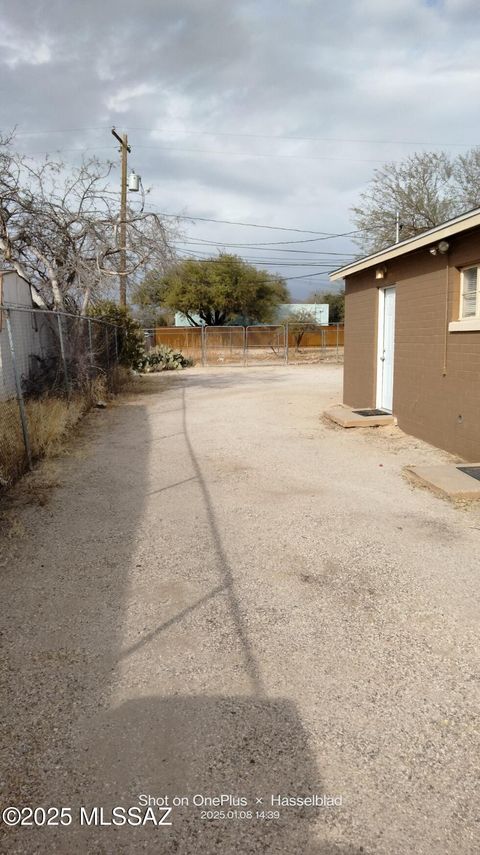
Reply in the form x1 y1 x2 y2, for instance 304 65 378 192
1 0 479 298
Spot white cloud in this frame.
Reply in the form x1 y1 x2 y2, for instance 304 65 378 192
1 0 480 295
0 23 52 68
106 83 157 113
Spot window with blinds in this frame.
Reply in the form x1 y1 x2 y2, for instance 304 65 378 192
461 267 480 318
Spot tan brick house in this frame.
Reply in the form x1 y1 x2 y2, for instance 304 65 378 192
330 207 480 461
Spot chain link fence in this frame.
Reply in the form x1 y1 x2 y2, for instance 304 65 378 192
145 323 344 367
285 322 343 364
143 326 203 363
204 325 246 365
0 305 120 490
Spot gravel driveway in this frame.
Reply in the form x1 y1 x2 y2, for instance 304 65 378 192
1 364 479 854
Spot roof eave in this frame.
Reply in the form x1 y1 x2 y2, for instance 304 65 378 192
330 208 480 281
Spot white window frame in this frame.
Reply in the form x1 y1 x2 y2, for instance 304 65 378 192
460 265 480 319
449 265 480 332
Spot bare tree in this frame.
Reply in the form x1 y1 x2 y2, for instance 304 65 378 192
352 151 460 254
0 136 177 311
284 309 318 351
451 148 480 212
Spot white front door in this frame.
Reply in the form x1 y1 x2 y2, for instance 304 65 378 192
377 286 396 412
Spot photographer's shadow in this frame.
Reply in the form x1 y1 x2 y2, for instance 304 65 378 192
76 693 359 855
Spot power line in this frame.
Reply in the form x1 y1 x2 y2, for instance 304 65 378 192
176 233 357 246
153 250 333 283
17 143 396 163
127 128 476 148
174 239 357 257
144 206 357 236
175 246 338 261
131 145 393 163
175 248 338 267
285 271 333 281
11 125 475 148
11 127 111 136
177 248 336 262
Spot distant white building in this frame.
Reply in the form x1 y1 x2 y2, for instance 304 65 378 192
174 311 205 327
276 303 329 325
174 303 329 327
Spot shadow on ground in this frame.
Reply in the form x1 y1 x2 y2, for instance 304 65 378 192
173 367 291 391
0 400 152 853
1 373 356 855
74 694 356 854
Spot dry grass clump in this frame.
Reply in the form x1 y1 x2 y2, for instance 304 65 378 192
0 368 173 494
109 366 177 397
0 382 105 490
109 364 138 393
25 396 85 458
0 399 26 486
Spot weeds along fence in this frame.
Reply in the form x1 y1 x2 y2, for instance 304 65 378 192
0 305 121 490
144 323 344 366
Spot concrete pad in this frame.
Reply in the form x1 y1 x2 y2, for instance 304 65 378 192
406 463 480 500
324 403 394 428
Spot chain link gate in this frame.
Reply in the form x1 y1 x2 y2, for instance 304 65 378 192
145 324 344 367
204 326 246 366
202 325 288 366
245 325 286 365
285 322 343 364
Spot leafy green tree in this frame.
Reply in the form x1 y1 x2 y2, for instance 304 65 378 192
86 300 144 368
133 254 289 326
132 304 172 329
308 290 345 323
132 270 168 314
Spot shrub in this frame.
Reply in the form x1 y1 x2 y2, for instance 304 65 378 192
86 301 145 369
140 345 193 372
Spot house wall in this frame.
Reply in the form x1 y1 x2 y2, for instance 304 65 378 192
343 276 378 407
0 272 55 401
343 228 480 460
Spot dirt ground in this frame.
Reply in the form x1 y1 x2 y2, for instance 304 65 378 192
1 364 479 854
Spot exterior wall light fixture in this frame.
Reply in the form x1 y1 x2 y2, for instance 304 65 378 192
430 240 450 256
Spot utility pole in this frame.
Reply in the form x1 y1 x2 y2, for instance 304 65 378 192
111 128 131 306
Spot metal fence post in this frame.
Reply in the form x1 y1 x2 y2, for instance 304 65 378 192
285 322 289 365
336 323 339 362
114 325 119 362
201 324 206 367
105 324 110 369
243 326 247 366
5 310 32 470
57 313 71 398
88 318 94 366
